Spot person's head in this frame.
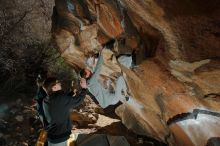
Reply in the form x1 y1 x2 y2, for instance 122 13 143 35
43 77 62 95
79 68 92 79
105 39 115 49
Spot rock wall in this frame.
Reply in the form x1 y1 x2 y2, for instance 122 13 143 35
52 0 220 145
0 0 54 44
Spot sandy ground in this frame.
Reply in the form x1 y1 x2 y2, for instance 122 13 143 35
0 96 156 146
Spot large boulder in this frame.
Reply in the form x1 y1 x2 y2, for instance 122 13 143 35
52 0 220 145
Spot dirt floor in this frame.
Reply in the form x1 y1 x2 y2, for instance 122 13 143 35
0 96 160 146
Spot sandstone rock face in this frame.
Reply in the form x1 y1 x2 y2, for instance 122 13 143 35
52 0 220 145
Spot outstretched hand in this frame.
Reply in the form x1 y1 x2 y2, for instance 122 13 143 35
80 78 87 89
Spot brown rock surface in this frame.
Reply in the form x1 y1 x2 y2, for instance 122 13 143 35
52 0 220 145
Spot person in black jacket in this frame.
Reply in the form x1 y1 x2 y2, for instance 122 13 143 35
35 73 48 127
42 77 88 146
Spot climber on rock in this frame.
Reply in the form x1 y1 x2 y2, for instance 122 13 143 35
80 45 133 108
80 67 129 108
42 77 89 146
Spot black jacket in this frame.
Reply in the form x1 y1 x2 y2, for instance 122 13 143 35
35 87 49 126
35 87 47 115
43 88 88 143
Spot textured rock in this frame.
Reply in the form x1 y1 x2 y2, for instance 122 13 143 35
79 24 102 54
15 115 24 122
0 0 54 43
52 0 220 145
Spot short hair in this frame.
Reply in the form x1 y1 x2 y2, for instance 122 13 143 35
105 39 115 49
43 77 57 95
79 69 86 78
